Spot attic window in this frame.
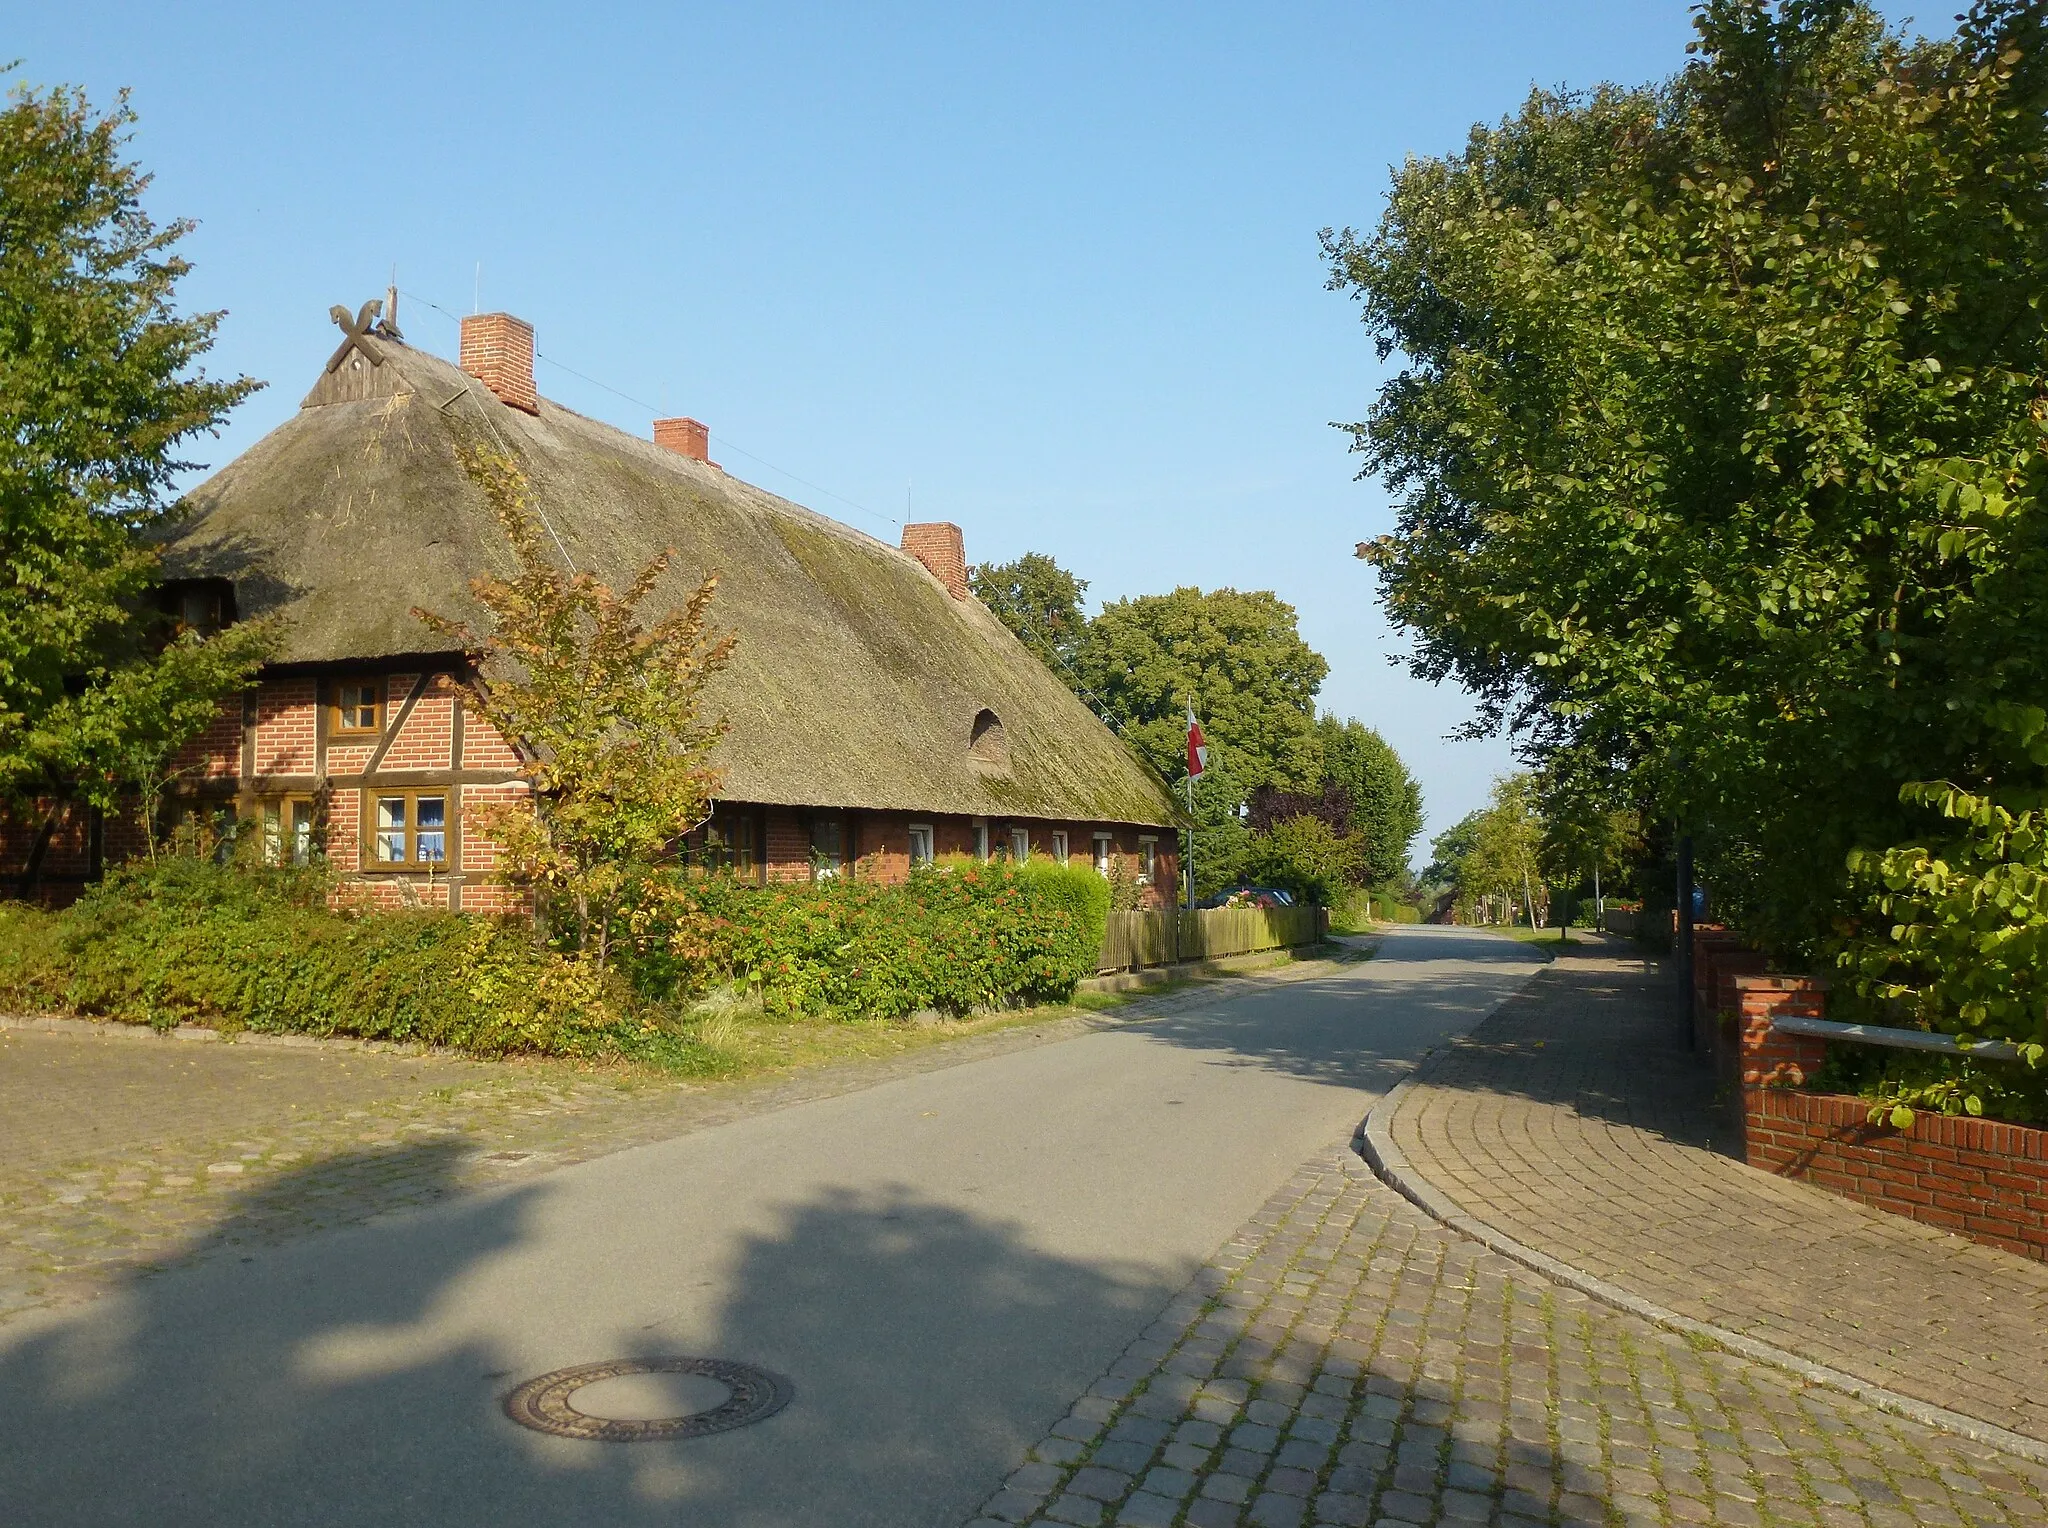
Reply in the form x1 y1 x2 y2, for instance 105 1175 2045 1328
968 708 1007 767
159 579 235 638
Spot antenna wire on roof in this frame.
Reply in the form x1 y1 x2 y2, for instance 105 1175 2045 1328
398 285 902 531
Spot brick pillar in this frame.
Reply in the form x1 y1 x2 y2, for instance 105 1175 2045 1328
459 312 538 413
902 522 968 600
1733 975 1830 1088
1690 926 1742 1046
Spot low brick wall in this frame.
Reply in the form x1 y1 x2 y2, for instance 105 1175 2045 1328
1747 1087 2048 1262
1696 932 2048 1261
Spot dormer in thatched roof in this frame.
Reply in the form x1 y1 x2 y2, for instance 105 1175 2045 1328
159 304 1177 831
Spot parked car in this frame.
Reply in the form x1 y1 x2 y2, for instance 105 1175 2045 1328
1196 885 1296 910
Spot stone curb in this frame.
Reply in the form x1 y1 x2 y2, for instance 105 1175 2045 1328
1355 1070 2048 1468
0 1011 474 1060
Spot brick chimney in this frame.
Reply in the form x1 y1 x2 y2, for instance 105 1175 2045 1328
902 522 968 600
458 312 538 413
653 417 710 462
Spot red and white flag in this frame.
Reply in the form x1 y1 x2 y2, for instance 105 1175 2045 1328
1186 703 1207 779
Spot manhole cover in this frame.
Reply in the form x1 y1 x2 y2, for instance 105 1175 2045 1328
502 1357 792 1442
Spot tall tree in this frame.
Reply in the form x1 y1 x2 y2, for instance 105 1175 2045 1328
970 552 1089 675
1423 812 1483 892
1460 775 1546 925
1536 746 1645 904
1316 715 1423 884
1071 586 1329 902
1327 1 2048 958
1073 586 1328 797
0 79 272 810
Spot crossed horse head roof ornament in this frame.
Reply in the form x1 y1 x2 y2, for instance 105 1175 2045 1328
324 297 403 373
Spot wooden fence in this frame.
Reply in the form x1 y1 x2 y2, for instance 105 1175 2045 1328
1601 907 1643 939
1098 905 1324 974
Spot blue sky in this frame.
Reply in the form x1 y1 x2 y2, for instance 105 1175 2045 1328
18 1 1920 849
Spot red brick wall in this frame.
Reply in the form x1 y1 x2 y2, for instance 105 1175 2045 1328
460 783 528 907
1748 1088 2048 1261
326 785 364 873
255 677 317 776
169 702 241 780
764 806 814 883
462 697 521 769
745 806 1174 903
1727 974 2048 1261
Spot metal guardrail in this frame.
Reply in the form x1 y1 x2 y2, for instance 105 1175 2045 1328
1772 1014 2022 1061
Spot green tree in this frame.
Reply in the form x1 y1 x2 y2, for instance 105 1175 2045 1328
1316 715 1423 884
0 79 272 813
1536 747 1645 915
1459 775 1546 926
1071 586 1328 904
418 443 736 970
1423 811 1483 896
1245 814 1360 907
1073 586 1328 796
1326 1 2048 957
969 552 1089 674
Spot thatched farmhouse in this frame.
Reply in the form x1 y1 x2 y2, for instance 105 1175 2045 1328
6 302 1180 909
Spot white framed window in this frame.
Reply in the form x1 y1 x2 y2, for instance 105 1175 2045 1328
1092 832 1112 875
1051 831 1068 865
260 796 319 867
368 792 447 869
1138 835 1158 885
332 677 382 735
908 824 934 867
972 818 990 861
1010 827 1029 861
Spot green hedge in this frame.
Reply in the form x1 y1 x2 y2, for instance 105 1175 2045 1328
0 854 1115 1057
0 858 637 1059
628 858 1111 1019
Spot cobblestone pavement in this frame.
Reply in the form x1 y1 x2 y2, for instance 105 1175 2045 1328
970 1147 2048 1528
0 959 1342 1324
1384 939 2048 1449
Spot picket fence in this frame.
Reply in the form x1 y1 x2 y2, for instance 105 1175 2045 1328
1097 905 1323 974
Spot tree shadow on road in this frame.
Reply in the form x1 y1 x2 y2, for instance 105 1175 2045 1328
0 1142 1181 1528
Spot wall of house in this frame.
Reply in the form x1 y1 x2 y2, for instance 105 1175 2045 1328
6 673 1179 919
749 807 1179 907
13 669 535 914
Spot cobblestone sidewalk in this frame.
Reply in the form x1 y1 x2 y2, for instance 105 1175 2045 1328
970 1148 2048 1528
1383 940 2048 1450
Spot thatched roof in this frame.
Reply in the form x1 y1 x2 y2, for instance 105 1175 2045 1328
161 326 1177 826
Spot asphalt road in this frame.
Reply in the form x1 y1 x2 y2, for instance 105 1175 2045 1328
0 925 1542 1528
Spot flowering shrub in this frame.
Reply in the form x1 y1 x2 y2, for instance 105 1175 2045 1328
624 857 1111 1019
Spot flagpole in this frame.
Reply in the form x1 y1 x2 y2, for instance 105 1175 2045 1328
1184 691 1196 912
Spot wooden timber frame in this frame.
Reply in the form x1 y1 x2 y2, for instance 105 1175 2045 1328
159 655 518 913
